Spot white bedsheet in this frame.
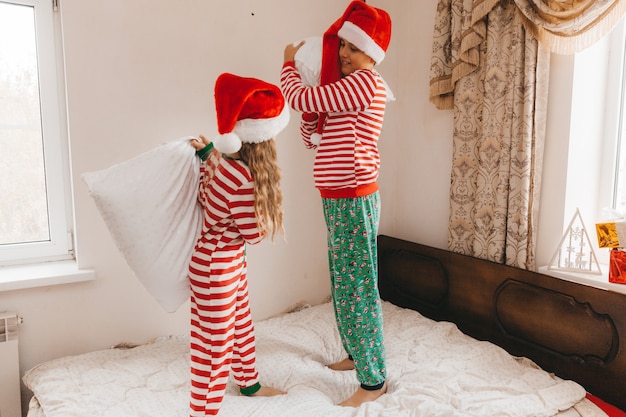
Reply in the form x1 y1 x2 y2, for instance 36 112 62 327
23 302 606 417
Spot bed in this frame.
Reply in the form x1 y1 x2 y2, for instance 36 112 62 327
23 235 626 417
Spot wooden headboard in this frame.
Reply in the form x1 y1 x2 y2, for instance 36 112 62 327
377 235 626 411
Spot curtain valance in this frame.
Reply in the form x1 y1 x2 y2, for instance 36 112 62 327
515 0 626 54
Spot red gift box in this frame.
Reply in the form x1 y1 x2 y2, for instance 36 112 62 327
609 248 626 284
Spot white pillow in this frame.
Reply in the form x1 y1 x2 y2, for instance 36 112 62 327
82 137 202 313
294 36 322 87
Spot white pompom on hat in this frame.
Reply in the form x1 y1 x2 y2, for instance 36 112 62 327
213 73 290 154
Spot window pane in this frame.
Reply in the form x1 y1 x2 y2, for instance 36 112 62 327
0 2 50 246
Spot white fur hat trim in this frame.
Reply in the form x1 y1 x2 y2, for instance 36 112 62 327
338 21 386 64
214 102 290 154
233 105 290 145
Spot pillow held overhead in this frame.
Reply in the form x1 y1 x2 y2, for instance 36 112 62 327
82 137 203 313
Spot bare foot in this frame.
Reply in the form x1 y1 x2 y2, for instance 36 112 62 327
339 383 388 407
327 357 355 371
248 386 286 397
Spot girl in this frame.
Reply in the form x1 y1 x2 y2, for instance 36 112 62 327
188 72 290 416
280 0 392 408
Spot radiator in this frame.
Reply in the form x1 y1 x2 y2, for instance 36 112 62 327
0 311 22 417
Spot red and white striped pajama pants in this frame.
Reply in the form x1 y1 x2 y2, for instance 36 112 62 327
188 243 260 416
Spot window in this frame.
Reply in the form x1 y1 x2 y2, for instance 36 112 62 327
535 21 626 293
564 18 626 232
0 0 73 267
611 21 626 213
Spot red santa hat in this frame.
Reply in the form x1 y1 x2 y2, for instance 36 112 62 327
321 1 391 85
311 0 392 145
213 73 290 154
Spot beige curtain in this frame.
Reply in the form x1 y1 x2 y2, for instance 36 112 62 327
429 0 626 269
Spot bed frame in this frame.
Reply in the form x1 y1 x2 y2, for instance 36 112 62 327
377 235 626 411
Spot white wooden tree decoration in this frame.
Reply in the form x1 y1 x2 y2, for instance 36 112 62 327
548 208 602 275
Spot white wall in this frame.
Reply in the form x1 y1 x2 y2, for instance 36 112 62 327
375 1 454 247
0 0 590 414
535 53 574 268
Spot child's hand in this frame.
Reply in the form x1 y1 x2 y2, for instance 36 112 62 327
190 135 210 150
284 41 304 64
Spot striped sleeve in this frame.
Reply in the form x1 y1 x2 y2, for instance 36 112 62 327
221 161 263 245
280 63 378 114
199 158 263 246
228 180 263 245
300 113 319 148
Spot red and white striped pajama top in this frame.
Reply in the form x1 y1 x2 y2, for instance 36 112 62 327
280 61 387 198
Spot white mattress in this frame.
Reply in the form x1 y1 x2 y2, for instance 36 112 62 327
23 302 608 417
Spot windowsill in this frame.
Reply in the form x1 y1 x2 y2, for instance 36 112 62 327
538 265 626 295
0 260 96 292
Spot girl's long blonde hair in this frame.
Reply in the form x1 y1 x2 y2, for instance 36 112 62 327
238 139 284 241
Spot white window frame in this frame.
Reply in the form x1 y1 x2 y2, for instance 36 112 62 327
0 0 74 267
538 18 626 295
605 19 626 211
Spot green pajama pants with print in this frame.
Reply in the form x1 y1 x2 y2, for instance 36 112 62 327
322 192 386 388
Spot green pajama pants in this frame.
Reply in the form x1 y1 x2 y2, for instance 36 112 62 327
322 192 386 388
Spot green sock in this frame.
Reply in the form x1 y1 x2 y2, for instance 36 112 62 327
239 382 261 396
